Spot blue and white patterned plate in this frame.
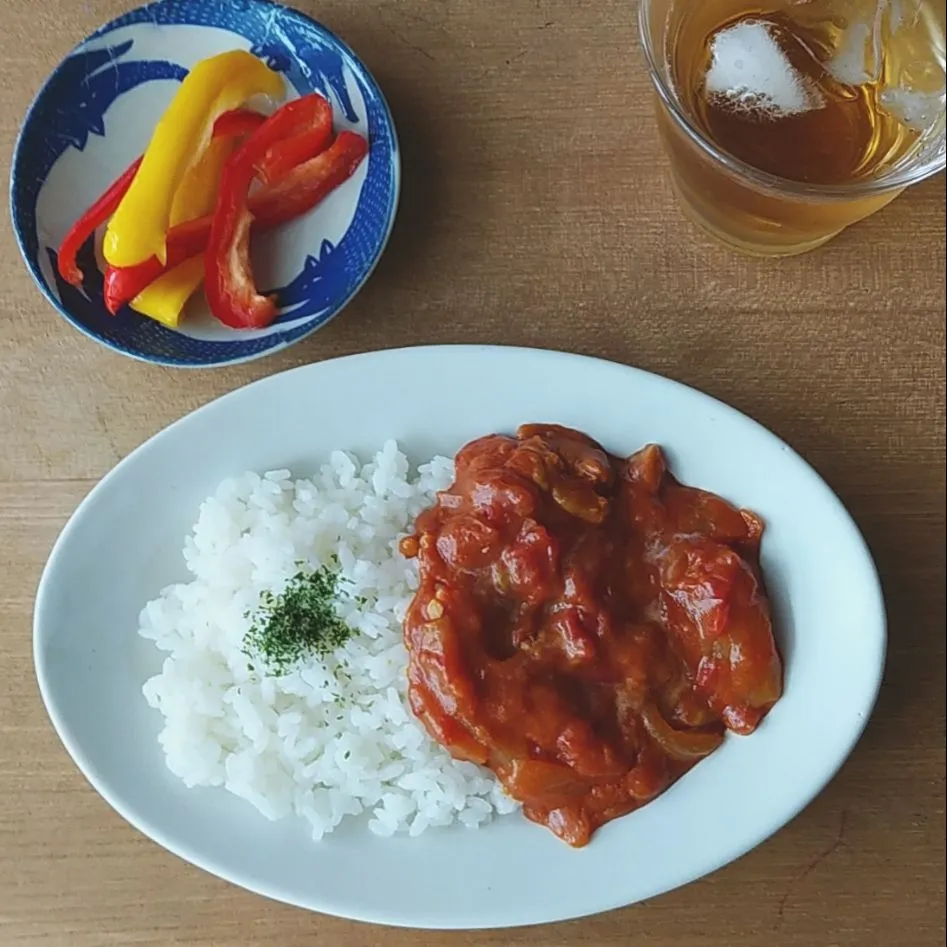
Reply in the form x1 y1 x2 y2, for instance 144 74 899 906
10 0 399 367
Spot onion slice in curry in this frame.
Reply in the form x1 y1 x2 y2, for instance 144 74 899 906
640 702 724 760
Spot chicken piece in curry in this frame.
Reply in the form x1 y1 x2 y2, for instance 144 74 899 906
400 424 782 847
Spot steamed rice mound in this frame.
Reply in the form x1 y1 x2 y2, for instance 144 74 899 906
139 442 518 840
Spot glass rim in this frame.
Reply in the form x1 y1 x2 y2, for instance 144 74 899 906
637 0 947 202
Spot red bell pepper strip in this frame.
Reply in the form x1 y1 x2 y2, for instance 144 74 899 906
209 108 267 140
204 113 364 329
103 216 211 312
249 131 370 229
56 159 142 287
55 109 266 288
239 94 335 184
205 155 276 328
103 130 366 316
255 94 333 184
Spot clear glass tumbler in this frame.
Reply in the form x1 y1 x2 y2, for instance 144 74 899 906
638 0 946 256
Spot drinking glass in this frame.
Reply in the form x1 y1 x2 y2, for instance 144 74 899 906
638 0 946 256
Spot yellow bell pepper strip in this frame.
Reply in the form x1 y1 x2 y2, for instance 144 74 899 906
103 50 284 268
170 138 232 226
126 112 268 327
55 158 141 287
128 256 207 328
129 136 235 327
55 109 266 288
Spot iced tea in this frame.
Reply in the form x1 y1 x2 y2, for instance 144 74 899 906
639 0 946 255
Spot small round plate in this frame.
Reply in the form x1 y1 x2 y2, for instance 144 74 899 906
10 0 399 367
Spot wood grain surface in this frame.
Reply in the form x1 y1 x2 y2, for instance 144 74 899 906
1 2 944 945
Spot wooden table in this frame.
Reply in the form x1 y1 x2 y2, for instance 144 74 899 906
1 2 944 945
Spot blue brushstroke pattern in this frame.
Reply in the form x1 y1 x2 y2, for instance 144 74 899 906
13 41 185 268
249 40 358 124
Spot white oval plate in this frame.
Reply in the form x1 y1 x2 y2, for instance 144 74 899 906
34 345 886 929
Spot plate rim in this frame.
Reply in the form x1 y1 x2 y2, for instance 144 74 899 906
32 344 888 928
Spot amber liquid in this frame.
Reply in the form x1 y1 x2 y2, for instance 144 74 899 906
651 0 946 253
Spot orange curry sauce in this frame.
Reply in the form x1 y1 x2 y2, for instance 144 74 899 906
400 425 782 847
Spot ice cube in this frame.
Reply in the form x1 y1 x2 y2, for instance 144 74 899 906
705 19 823 116
880 86 946 131
827 20 874 85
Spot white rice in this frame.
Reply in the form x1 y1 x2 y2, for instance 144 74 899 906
139 441 518 840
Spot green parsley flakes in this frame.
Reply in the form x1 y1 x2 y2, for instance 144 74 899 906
242 566 355 676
